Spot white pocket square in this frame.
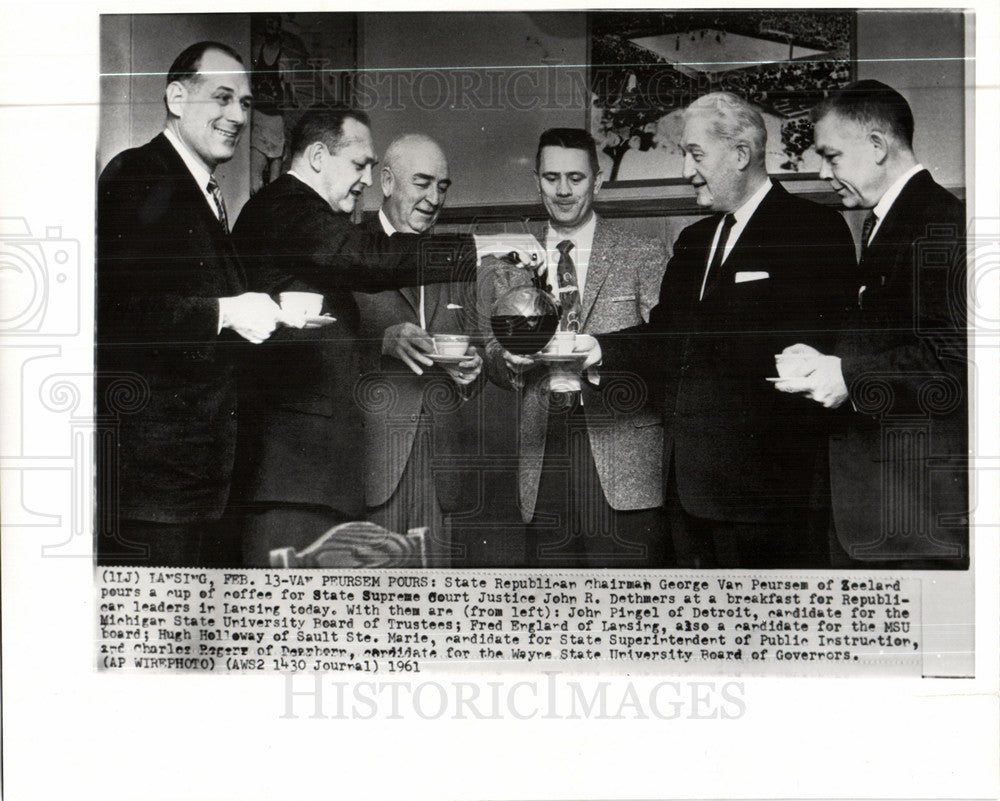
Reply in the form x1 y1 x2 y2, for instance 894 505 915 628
734 271 769 283
446 303 463 310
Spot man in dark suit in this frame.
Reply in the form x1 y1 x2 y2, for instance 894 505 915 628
582 93 858 568
481 128 669 567
97 42 283 567
232 110 542 565
774 80 968 568
354 134 483 567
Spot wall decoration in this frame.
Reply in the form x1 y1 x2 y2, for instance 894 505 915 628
589 11 855 185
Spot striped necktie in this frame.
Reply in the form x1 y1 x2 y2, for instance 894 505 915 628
207 177 230 234
860 210 878 260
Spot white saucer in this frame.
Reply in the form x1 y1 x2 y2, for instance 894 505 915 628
535 352 585 364
427 353 469 364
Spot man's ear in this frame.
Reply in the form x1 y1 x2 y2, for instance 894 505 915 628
164 81 187 118
380 166 395 197
305 142 327 173
732 141 752 170
868 130 890 165
592 170 604 196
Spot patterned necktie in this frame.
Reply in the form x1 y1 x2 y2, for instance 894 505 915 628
860 210 878 261
701 213 736 300
555 240 582 332
207 177 230 234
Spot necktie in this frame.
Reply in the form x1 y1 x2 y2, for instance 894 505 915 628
860 210 878 261
701 213 736 300
207 177 230 234
555 240 582 332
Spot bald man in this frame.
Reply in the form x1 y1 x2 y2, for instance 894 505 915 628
353 134 483 567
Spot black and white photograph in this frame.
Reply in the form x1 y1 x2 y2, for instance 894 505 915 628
95 9 968 572
2 2 997 800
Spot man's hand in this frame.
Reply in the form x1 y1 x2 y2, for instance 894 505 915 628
441 345 482 387
778 343 821 362
772 343 849 408
219 292 281 344
473 232 546 276
573 334 602 371
501 349 537 389
382 322 435 375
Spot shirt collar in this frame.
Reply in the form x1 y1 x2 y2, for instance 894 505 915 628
546 212 598 253
731 177 772 226
163 128 213 192
872 163 924 223
378 208 398 236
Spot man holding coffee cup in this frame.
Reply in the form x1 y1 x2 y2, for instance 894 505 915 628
480 128 669 567
353 134 483 567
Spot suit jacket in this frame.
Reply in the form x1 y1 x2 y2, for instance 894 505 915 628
481 216 667 522
232 173 477 295
831 170 968 563
353 217 482 511
97 133 247 523
229 175 479 516
599 182 859 524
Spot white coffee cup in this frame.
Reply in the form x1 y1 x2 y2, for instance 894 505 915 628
550 331 577 355
433 334 470 357
279 291 323 319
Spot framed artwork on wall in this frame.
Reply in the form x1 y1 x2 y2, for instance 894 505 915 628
588 10 856 187
249 12 358 195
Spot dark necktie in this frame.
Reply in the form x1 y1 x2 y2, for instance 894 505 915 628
556 240 582 332
702 213 736 299
207 177 230 234
860 210 878 261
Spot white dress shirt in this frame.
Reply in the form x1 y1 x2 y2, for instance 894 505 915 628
700 178 772 300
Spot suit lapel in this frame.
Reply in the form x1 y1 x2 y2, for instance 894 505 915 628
699 213 729 299
154 134 246 289
579 216 612 329
364 214 422 316
859 170 930 285
701 183 784 299
155 134 220 230
400 284 421 317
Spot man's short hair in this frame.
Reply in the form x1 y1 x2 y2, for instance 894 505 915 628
684 92 767 162
536 128 600 175
811 79 915 149
290 107 372 156
166 41 245 87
